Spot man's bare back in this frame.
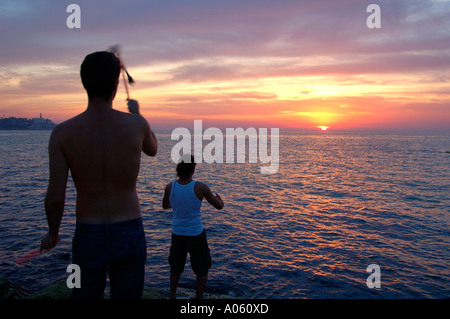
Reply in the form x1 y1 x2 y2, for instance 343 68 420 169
50 101 156 223
47 99 156 226
41 51 157 252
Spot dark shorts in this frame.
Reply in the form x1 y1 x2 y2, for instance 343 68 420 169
72 217 147 299
169 229 211 277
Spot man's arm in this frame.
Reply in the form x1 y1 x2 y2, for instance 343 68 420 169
128 99 157 156
142 119 158 157
41 127 69 251
162 183 172 209
197 182 224 210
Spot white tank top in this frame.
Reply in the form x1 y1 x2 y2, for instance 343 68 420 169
169 180 203 236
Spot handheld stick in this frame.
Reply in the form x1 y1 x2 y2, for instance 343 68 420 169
108 45 134 100
16 238 61 266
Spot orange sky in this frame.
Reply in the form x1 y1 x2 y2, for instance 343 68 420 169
1 0 449 131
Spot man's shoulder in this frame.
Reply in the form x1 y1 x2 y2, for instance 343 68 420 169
112 109 147 126
194 181 210 192
195 181 206 187
164 181 174 194
51 113 86 135
56 112 86 127
48 119 77 148
51 109 148 137
51 115 80 135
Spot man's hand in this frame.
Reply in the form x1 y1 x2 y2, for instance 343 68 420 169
127 99 140 114
40 232 59 252
215 193 224 207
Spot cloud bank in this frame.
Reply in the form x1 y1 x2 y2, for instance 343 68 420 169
1 0 449 129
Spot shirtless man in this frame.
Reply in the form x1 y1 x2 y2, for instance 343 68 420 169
40 51 157 298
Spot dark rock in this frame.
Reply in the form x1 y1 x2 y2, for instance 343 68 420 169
0 276 29 299
0 276 10 299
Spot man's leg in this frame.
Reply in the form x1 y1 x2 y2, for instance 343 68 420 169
190 230 211 299
170 272 181 299
71 234 108 299
196 274 208 299
71 264 108 299
169 233 187 299
108 236 147 299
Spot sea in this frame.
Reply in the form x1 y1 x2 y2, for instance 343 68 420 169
0 129 449 299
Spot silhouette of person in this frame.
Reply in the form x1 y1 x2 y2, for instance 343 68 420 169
162 154 224 299
40 51 157 299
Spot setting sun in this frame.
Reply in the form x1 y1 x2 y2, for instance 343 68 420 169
319 126 329 131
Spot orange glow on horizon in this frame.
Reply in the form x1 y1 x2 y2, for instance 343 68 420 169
1 57 449 131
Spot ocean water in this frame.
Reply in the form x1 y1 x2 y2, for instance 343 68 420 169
0 129 449 298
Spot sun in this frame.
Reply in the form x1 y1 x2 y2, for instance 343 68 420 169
318 126 329 131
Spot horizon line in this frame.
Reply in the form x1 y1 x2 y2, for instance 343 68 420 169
2 115 449 133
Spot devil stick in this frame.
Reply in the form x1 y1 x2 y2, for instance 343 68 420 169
16 238 61 266
108 45 134 100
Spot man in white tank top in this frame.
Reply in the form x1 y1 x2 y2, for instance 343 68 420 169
162 155 224 299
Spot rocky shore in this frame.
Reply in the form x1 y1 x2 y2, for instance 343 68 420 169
0 275 233 299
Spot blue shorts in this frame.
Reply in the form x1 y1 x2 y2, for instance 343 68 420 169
71 217 147 299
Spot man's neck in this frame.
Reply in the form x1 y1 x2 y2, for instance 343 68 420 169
177 177 193 185
86 98 114 112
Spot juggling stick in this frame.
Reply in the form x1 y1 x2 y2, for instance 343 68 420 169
16 238 61 266
108 45 134 100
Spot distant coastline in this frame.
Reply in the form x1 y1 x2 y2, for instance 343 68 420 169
0 114 56 130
